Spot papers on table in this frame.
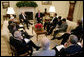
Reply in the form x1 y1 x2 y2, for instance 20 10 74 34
56 45 65 51
24 38 30 43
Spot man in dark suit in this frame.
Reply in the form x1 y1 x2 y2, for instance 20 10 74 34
10 31 40 56
53 35 82 56
35 10 43 23
47 16 62 35
57 16 62 27
51 20 83 45
8 22 19 36
19 11 32 29
47 13 58 35
52 18 68 39
44 13 58 35
59 35 81 56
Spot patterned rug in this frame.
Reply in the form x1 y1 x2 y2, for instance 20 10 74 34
1 20 62 56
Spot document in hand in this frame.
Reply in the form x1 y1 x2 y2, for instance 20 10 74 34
24 38 30 43
56 45 65 51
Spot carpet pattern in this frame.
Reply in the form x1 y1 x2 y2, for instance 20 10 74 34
1 20 62 56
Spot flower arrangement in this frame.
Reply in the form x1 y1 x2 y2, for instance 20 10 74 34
16 1 38 8
35 23 43 31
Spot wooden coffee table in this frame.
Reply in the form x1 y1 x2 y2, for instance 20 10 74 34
32 27 47 41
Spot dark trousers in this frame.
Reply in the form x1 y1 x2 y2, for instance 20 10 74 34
23 19 32 28
21 31 31 39
53 30 61 37
37 18 43 23
44 22 51 32
23 20 29 28
57 33 70 45
26 40 40 56
48 25 56 34
27 40 39 49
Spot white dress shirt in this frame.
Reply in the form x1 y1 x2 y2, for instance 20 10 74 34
22 14 26 20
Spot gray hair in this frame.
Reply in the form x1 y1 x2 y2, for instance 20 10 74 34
41 37 50 50
14 31 21 38
69 35 78 44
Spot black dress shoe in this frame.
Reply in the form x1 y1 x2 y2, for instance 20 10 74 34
29 35 33 38
36 47 41 51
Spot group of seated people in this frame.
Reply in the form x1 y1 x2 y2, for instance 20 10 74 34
7 10 83 56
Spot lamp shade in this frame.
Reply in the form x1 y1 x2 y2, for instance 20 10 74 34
7 7 15 14
49 6 56 13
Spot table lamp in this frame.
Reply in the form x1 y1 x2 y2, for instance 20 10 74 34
7 7 15 19
49 6 56 17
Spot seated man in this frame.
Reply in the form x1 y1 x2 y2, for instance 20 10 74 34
32 37 56 56
19 11 32 29
51 20 83 45
35 10 43 23
19 28 33 39
8 22 19 36
47 16 62 35
52 18 68 39
44 13 58 34
53 35 82 56
10 31 40 56
57 16 62 27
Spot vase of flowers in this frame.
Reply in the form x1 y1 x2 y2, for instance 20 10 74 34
35 23 43 31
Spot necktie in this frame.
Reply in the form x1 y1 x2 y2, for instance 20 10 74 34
38 13 40 18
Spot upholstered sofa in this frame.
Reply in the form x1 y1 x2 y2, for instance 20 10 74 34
52 20 78 37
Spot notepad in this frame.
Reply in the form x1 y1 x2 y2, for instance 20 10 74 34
19 25 24 27
24 38 30 43
56 45 65 51
18 28 24 31
77 42 82 47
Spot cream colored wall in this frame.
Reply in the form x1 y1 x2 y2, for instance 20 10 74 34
1 1 83 24
1 1 7 24
73 1 83 22
35 1 70 18
1 1 69 21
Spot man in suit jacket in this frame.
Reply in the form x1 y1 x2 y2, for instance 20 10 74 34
32 37 56 56
59 35 81 56
47 15 62 35
52 35 82 56
8 21 19 36
19 11 32 29
35 10 43 23
57 16 62 26
52 18 68 39
10 31 40 55
44 13 58 35
51 20 83 44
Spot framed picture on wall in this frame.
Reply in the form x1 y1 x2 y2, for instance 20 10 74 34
42 1 52 5
2 2 10 9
